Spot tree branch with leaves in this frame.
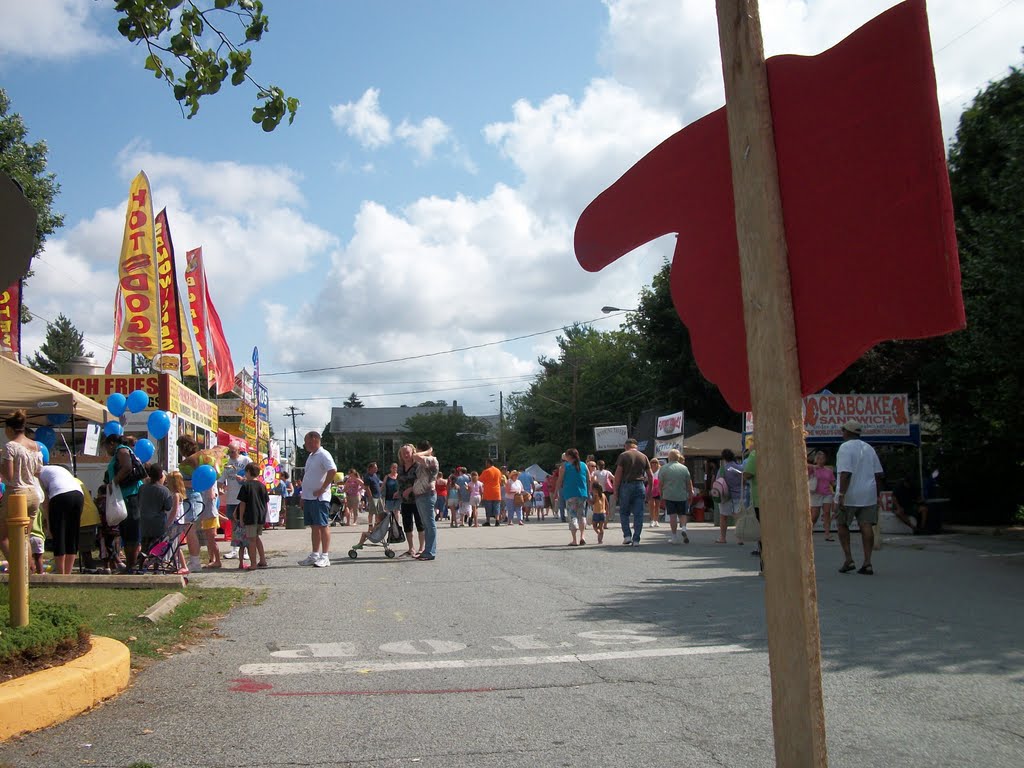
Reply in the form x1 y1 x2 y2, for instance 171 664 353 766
115 0 299 131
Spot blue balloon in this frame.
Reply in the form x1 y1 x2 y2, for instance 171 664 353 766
126 389 149 414
47 414 70 426
37 442 49 465
103 420 124 437
0 482 5 495
134 438 155 464
35 426 56 451
106 392 127 417
147 410 171 440
191 464 217 493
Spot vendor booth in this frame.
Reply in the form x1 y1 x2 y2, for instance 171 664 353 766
0 356 106 472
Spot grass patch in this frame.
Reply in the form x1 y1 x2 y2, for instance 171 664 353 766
0 602 88 667
0 585 252 668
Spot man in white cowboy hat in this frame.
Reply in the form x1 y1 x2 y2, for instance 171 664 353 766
835 420 883 575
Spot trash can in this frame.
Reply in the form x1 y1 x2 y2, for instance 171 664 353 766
286 500 305 530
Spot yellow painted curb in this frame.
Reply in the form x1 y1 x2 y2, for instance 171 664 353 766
0 636 130 741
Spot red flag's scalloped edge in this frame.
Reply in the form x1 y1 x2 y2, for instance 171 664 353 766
574 0 964 413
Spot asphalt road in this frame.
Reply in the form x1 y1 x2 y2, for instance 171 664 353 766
2 518 1023 768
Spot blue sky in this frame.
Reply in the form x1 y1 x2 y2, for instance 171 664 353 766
1 0 1022 443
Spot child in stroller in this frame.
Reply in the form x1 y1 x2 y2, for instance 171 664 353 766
348 509 403 559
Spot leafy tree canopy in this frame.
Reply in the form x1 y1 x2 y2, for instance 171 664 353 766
27 314 91 375
115 0 298 131
343 392 364 408
401 410 493 474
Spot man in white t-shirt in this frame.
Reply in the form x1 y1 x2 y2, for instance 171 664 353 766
297 431 338 568
835 420 883 576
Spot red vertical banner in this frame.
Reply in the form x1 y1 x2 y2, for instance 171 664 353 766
184 247 210 378
0 281 20 359
205 284 236 395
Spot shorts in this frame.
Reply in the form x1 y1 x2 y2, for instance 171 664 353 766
0 491 41 528
401 501 424 533
447 495 459 508
244 524 261 540
810 492 833 507
482 499 501 519
837 503 879 527
385 498 401 513
201 516 220 531
459 501 472 517
592 512 607 524
119 494 141 545
303 499 330 527
367 497 385 517
664 499 689 517
30 534 45 555
717 499 737 518
470 495 482 507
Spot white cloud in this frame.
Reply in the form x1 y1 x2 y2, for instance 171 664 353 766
330 88 393 149
0 0 110 60
396 116 451 161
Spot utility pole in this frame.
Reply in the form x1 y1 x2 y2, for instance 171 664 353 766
284 406 304 463
499 390 504 465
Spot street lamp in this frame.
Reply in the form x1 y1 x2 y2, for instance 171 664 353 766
601 305 638 313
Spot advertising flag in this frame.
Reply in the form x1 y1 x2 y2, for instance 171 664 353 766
204 282 235 395
0 281 21 359
153 209 184 374
184 247 211 376
116 171 161 357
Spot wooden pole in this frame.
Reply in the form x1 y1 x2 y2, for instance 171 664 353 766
6 491 30 627
714 2 828 766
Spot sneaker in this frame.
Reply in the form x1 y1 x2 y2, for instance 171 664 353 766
682 532 690 544
670 532 681 544
314 553 331 567
623 538 633 546
298 552 320 566
222 548 238 560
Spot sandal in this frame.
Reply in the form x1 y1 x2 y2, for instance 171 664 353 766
568 541 578 546
256 561 269 568
824 536 835 541
857 564 874 575
713 539 727 544
839 561 856 573
579 539 586 545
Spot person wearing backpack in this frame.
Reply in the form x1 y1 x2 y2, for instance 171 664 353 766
713 448 745 545
103 433 146 571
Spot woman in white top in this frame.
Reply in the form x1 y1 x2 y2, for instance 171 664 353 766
0 409 44 563
38 464 86 574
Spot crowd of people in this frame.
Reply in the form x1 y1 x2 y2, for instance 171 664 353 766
1 413 904 578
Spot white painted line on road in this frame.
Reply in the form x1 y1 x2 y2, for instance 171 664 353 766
240 643 749 676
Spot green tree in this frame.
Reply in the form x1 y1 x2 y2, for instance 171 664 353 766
0 88 64 322
343 392 364 408
401 410 493 473
507 324 650 468
27 314 91 374
625 262 736 430
114 0 298 131
935 61 1024 521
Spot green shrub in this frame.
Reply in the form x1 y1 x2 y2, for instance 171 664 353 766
0 603 90 665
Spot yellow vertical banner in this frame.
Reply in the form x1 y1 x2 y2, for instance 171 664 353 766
117 171 161 357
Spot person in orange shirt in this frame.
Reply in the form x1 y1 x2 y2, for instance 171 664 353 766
478 458 503 527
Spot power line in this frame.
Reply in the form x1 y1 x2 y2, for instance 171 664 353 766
260 313 629 377
934 0 1019 54
269 374 537 387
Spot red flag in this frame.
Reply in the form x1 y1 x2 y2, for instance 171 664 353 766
574 0 964 412
204 283 235 396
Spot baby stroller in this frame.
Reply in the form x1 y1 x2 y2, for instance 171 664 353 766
348 511 404 559
141 503 193 576
329 489 346 526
